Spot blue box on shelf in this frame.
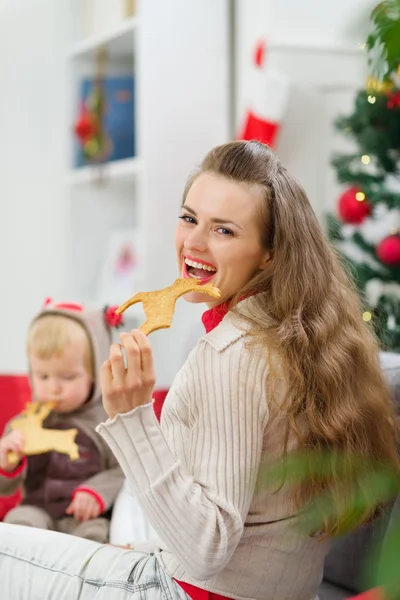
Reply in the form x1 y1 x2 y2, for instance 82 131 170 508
74 76 135 167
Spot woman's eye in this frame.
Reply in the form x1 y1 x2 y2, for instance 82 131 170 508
178 214 196 225
216 227 233 236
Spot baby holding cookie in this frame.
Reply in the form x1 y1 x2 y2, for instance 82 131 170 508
0 300 124 542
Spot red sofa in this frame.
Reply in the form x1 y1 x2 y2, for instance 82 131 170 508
0 376 169 521
0 375 31 519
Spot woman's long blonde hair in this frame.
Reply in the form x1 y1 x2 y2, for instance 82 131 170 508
184 140 400 535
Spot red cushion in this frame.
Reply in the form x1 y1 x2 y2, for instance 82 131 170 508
0 374 31 436
0 374 31 519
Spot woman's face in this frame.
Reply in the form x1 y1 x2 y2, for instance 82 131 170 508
175 172 270 306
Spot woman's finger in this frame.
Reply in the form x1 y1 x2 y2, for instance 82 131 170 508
100 359 113 396
120 331 141 388
109 343 126 388
131 330 156 386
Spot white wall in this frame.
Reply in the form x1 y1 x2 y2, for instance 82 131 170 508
0 0 376 381
0 0 69 373
0 0 230 385
254 0 376 47
234 0 377 67
139 0 231 386
234 0 376 222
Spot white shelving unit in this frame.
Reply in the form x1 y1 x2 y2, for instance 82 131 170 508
68 156 143 186
66 6 142 322
65 0 231 385
67 16 140 60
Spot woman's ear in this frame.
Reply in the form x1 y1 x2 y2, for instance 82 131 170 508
259 250 272 270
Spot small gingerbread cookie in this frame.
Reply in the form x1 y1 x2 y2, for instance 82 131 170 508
8 401 79 464
116 278 221 335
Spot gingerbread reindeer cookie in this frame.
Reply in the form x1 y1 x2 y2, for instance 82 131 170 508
116 278 221 335
8 401 79 465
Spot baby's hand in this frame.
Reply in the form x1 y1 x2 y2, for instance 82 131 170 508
66 491 101 522
0 430 25 472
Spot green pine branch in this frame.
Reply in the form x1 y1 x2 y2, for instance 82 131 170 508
333 90 400 173
366 0 400 82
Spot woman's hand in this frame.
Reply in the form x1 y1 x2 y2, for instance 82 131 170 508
101 330 156 420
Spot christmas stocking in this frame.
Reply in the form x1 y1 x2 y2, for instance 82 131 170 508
237 40 290 148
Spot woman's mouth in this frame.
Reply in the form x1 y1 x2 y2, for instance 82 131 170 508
183 257 217 284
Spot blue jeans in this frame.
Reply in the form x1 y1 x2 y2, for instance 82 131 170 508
0 523 190 600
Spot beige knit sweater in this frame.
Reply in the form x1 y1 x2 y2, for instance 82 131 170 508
97 312 329 600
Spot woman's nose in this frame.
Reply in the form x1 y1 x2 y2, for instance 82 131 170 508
184 227 208 252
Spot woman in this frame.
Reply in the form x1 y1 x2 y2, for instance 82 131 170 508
0 140 398 600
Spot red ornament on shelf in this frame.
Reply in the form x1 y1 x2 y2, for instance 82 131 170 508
376 235 400 266
337 187 372 224
74 104 97 143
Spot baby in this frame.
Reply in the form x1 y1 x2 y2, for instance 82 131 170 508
0 300 124 542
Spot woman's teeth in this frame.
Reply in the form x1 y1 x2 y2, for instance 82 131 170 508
185 258 216 273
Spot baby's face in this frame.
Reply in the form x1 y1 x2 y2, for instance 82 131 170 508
30 341 93 413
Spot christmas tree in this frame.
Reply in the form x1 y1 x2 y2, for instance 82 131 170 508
328 0 400 350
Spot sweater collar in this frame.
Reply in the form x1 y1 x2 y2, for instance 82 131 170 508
201 303 229 333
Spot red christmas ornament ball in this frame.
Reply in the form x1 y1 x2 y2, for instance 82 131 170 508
74 108 97 143
337 187 372 224
376 235 400 266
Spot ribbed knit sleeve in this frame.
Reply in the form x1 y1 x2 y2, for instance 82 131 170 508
97 337 269 581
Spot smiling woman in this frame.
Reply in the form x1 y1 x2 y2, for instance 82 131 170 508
0 141 398 600
175 170 270 306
